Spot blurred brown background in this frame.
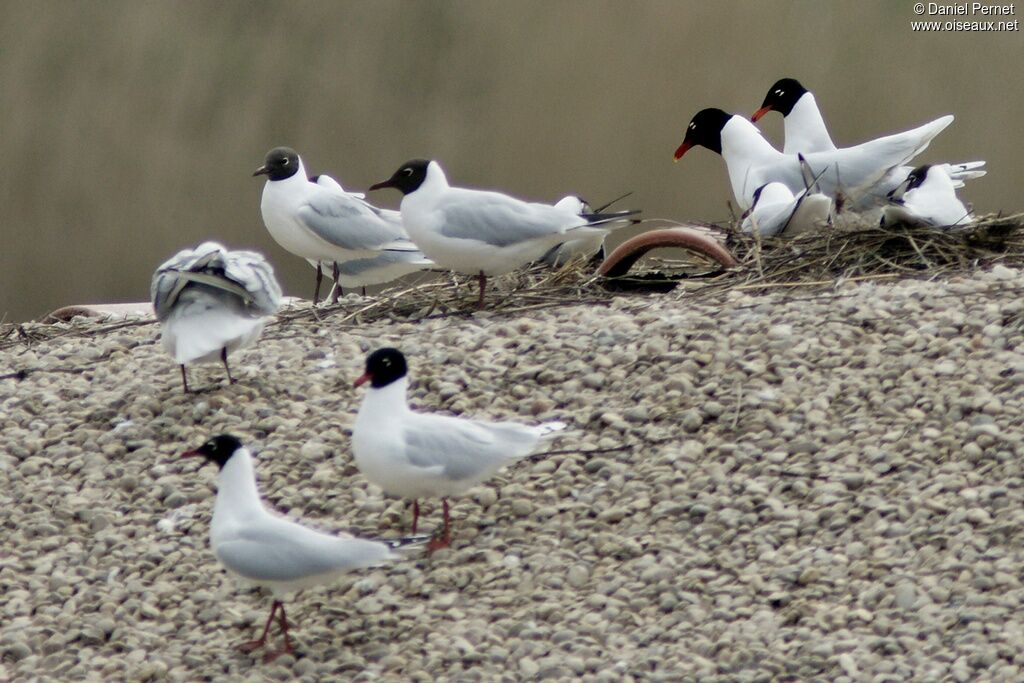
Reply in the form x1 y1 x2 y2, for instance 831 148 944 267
1 1 1020 321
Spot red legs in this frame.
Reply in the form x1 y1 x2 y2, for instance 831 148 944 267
239 600 295 663
179 365 190 393
312 264 323 304
331 263 342 304
361 286 367 296
221 348 235 384
427 498 452 553
238 599 279 653
264 601 295 663
411 500 420 534
476 271 487 310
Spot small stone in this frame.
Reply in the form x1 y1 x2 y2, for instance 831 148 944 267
356 597 382 614
4 642 32 661
520 658 540 677
163 491 187 509
598 507 627 523
989 264 1016 280
965 508 992 525
475 488 498 508
838 653 859 677
510 500 533 517
894 582 916 609
680 410 703 432
567 565 589 588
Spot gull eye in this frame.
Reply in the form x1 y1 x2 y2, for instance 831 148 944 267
689 123 695 130
282 158 290 166
775 89 783 95
402 168 413 177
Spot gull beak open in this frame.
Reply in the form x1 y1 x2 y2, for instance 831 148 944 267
751 106 773 123
673 141 693 162
353 372 372 388
181 449 203 458
253 165 270 177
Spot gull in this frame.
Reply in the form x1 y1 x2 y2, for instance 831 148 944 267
307 174 432 299
741 183 833 238
151 242 281 393
674 108 953 211
751 77 986 200
741 154 833 237
540 193 640 267
182 434 424 662
351 348 566 551
367 159 633 307
255 147 430 303
882 164 973 227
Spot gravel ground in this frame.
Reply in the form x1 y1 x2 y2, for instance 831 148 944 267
2 268 1024 682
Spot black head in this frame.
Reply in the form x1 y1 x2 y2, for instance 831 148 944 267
182 434 243 469
887 165 931 201
354 348 408 389
753 78 809 120
904 165 932 191
367 159 431 195
674 108 732 160
254 147 301 181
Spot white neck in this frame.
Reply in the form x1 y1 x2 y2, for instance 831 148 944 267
721 116 781 161
212 448 266 532
424 162 450 190
358 376 411 420
784 93 836 153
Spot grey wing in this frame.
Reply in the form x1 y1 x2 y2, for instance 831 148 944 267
438 190 588 247
299 188 406 250
151 242 281 319
215 524 393 583
220 250 283 315
151 242 227 320
403 414 539 481
336 249 431 275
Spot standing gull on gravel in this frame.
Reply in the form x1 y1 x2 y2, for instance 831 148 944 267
307 173 432 299
151 242 281 393
182 434 424 662
352 348 566 551
255 147 430 303
368 159 633 308
675 107 953 211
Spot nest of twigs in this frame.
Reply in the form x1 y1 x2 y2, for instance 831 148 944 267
3 213 1024 354
681 211 1024 298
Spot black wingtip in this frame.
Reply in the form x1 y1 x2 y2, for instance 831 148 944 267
381 534 434 549
582 208 642 224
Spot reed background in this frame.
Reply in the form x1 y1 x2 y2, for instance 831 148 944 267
1 1 1020 321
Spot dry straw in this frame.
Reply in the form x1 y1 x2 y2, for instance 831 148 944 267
3 213 1023 356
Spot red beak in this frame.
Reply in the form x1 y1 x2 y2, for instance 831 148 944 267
751 105 773 123
354 372 371 388
673 141 693 162
181 449 202 458
367 179 393 192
